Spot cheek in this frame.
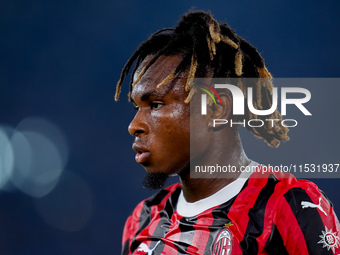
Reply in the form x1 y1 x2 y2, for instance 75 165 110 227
151 106 190 145
168 106 190 134
168 113 190 153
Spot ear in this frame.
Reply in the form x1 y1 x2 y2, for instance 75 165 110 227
207 92 233 128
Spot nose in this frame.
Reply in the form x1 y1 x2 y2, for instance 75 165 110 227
128 111 148 136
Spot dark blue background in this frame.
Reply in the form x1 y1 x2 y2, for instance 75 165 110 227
1 1 339 254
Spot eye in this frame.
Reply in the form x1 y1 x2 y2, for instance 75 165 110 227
150 101 164 110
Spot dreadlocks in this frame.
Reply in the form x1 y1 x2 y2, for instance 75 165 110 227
115 10 289 147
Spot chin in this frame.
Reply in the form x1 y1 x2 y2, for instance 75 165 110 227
143 171 169 190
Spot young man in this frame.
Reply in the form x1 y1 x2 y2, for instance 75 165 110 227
116 11 340 255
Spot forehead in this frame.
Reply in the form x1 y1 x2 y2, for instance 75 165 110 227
131 55 188 101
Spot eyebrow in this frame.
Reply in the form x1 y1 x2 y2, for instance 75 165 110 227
140 90 165 101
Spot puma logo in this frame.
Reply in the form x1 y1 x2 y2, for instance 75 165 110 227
137 240 161 255
301 197 327 216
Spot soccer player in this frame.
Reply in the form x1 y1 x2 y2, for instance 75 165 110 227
115 10 340 255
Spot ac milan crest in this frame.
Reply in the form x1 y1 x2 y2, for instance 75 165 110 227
212 228 233 255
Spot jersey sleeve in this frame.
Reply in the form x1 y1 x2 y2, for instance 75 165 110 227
267 182 340 255
121 200 145 255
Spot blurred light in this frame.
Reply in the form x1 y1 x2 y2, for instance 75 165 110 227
34 171 94 232
11 131 63 197
9 117 69 197
0 126 14 189
15 117 69 166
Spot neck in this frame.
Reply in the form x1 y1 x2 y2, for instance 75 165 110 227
178 132 250 203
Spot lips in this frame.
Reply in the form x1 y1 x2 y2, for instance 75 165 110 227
132 143 150 164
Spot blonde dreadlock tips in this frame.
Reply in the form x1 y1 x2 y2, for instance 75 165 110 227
206 36 214 60
114 81 122 101
156 71 175 88
257 66 272 79
211 40 216 55
209 23 221 43
132 66 148 87
185 56 198 92
256 81 263 109
184 88 194 103
235 50 243 76
220 36 238 49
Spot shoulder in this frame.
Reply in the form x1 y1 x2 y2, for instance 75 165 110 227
271 173 335 222
256 170 338 233
245 169 334 220
269 173 340 254
248 166 326 200
270 171 329 205
246 170 340 254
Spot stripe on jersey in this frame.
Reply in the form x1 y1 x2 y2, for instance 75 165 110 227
273 197 309 254
283 187 334 255
225 173 273 254
155 186 182 254
239 175 279 254
130 187 173 252
264 223 289 255
122 240 130 255
203 194 240 254
255 174 297 254
198 179 250 254
191 210 215 254
122 201 145 255
178 215 197 254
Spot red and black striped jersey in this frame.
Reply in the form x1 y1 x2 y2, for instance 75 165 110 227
122 166 340 254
